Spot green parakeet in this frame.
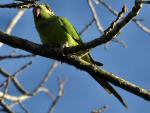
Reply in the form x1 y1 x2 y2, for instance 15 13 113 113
33 4 127 107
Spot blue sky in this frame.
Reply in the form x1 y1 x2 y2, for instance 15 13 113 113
0 0 150 113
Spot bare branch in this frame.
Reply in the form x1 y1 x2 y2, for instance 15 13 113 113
48 78 66 113
64 1 143 54
0 78 11 103
134 19 150 34
0 0 149 109
112 39 128 48
13 61 33 77
0 68 29 94
15 0 38 3
79 18 95 36
0 6 26 47
6 9 26 34
0 30 149 101
0 1 143 54
0 0 150 100
18 102 30 113
91 105 109 113
0 101 14 113
96 0 150 36
87 0 104 33
0 54 35 60
0 2 35 9
37 87 55 101
33 61 60 94
93 0 118 15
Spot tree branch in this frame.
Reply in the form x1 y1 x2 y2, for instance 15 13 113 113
95 0 150 36
0 101 14 113
0 68 29 94
6 9 26 34
87 0 104 33
0 28 149 101
48 78 66 113
64 0 143 54
0 54 35 60
0 0 149 106
0 2 34 9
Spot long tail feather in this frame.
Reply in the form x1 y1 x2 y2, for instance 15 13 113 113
80 51 127 107
91 74 128 108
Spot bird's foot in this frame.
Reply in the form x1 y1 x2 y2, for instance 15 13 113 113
59 42 69 56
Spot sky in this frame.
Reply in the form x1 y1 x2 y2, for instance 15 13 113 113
0 0 150 113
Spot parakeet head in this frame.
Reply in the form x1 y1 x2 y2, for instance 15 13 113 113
33 4 54 20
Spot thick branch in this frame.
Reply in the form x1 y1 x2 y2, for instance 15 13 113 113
64 0 143 54
96 0 150 36
0 0 149 105
0 31 149 101
0 2 34 9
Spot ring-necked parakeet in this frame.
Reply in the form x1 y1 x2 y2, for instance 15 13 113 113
33 4 127 107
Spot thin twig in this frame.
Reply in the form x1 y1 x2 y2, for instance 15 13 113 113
0 30 149 102
15 0 38 3
0 101 14 113
18 102 30 113
79 18 95 36
6 10 26 34
37 87 55 101
0 0 149 103
0 91 29 103
13 61 33 77
91 105 109 113
0 6 26 47
93 0 118 15
0 77 11 101
0 68 29 94
0 61 59 111
112 39 128 48
96 0 150 36
104 5 128 37
48 78 66 113
0 54 35 60
33 61 60 94
134 19 150 34
88 0 104 34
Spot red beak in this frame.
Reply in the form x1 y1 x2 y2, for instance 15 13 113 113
33 7 41 17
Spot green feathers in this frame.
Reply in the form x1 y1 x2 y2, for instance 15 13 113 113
33 4 102 66
33 4 127 108
33 5 80 47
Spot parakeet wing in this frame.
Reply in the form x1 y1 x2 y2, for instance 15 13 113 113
58 16 127 107
58 17 103 66
59 17 83 45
